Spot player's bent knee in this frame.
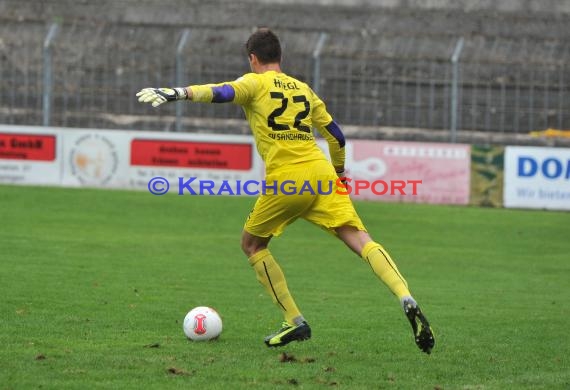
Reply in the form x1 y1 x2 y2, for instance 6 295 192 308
243 244 268 258
335 225 373 255
241 231 270 258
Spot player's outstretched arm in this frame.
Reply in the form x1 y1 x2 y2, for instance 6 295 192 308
137 75 257 108
136 87 190 107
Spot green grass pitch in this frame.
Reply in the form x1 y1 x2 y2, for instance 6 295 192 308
0 184 568 389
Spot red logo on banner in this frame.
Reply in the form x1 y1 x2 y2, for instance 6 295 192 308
0 133 56 161
130 139 252 170
194 314 207 335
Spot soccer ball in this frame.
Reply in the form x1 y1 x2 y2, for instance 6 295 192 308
183 306 223 341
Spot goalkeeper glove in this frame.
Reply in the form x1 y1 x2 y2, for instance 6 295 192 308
136 87 188 107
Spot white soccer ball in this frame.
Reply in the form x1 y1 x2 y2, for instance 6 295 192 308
183 306 223 341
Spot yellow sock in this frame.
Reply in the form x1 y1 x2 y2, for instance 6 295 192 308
248 249 302 325
361 241 411 300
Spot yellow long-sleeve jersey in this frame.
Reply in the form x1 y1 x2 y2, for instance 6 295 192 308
189 70 345 174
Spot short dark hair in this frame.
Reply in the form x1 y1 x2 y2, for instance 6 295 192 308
245 28 282 64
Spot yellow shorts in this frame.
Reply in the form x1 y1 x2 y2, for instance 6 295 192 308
244 160 366 237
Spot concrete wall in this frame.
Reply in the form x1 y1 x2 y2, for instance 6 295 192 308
2 0 569 27
2 0 568 135
253 0 570 14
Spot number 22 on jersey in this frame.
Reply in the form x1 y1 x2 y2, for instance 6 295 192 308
267 92 311 133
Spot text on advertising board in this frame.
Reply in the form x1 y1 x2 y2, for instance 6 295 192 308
0 133 56 161
130 139 252 170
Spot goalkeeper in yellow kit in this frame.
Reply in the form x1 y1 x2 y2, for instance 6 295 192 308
137 28 434 354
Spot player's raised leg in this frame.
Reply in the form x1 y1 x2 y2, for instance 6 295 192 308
241 230 311 347
335 225 435 354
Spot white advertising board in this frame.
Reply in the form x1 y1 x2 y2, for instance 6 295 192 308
504 146 570 210
0 125 264 194
0 125 61 186
60 129 131 188
127 132 264 195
